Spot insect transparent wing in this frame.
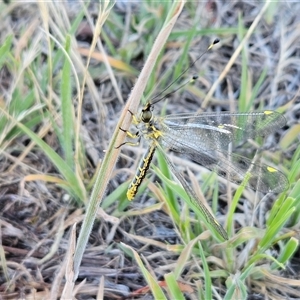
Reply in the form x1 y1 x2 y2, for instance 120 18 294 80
187 149 288 193
160 120 232 151
155 142 228 240
163 111 286 147
159 131 288 193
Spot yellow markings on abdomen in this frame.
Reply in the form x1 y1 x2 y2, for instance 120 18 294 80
127 142 156 201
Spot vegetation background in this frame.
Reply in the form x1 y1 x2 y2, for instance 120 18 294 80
0 1 299 299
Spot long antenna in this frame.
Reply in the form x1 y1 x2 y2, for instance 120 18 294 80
150 38 220 105
152 75 198 104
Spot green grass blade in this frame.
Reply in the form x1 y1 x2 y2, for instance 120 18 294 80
164 273 185 300
61 35 74 168
120 243 167 300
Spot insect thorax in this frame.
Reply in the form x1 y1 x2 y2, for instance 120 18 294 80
137 116 163 141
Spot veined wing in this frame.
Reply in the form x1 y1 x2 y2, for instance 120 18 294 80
155 142 228 240
161 111 286 148
158 128 289 193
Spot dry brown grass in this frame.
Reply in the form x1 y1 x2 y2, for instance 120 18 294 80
0 1 299 299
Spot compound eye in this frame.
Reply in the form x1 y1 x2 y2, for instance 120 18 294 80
142 110 152 123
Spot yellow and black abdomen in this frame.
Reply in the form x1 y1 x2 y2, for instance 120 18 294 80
127 142 157 201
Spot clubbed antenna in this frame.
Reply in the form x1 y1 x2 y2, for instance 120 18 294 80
150 39 220 105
